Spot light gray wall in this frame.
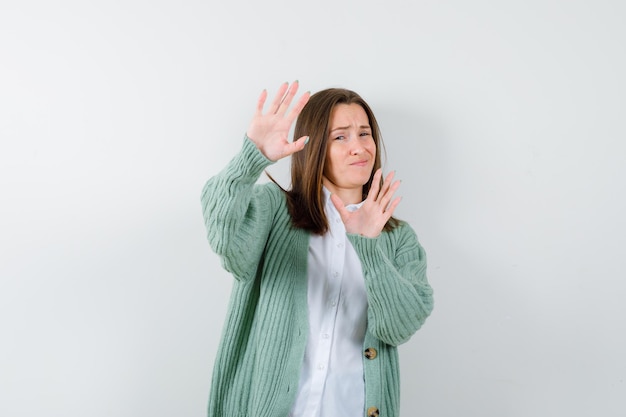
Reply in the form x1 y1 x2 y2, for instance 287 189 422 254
1 1 625 416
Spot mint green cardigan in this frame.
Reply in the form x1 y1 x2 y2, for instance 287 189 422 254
201 137 433 417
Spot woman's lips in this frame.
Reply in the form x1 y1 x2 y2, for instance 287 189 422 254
351 160 369 167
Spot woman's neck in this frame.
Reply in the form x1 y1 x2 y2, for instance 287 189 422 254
322 178 363 205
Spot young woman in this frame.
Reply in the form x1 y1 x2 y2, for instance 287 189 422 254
201 81 433 417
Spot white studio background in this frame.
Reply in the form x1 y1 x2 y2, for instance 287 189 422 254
1 1 625 416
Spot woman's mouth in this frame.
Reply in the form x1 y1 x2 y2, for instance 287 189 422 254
351 160 369 167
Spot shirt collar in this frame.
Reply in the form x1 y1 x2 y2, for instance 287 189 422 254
322 186 365 212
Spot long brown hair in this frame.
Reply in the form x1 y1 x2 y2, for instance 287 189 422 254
275 88 399 235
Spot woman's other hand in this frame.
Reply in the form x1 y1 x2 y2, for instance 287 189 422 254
246 81 310 162
330 169 402 238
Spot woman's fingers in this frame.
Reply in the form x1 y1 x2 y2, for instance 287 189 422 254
258 81 307 122
265 80 300 116
377 171 395 201
276 81 300 115
286 90 311 123
368 169 401 212
386 196 402 216
366 168 383 202
255 89 268 115
379 174 401 211
380 181 401 213
281 135 310 158
247 81 310 161
268 82 290 114
330 193 349 220
335 169 403 237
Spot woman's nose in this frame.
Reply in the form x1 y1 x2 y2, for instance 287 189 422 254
350 142 364 155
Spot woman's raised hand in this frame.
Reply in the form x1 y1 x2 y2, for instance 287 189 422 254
330 169 402 238
246 81 310 162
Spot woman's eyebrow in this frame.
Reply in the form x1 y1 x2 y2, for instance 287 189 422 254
330 125 350 133
329 125 371 133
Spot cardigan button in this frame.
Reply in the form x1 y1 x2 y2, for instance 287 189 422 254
364 347 378 360
367 406 380 417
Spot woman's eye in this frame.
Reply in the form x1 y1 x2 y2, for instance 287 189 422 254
335 135 345 140
360 132 370 137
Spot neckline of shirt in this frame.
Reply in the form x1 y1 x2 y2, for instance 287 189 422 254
321 186 365 213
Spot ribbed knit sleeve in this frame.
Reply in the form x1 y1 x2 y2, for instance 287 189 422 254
200 135 277 282
348 224 433 346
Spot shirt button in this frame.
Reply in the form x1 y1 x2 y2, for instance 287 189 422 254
323 333 330 339
330 300 337 307
367 406 380 417
364 347 378 360
333 271 339 278
337 243 343 248
318 364 325 370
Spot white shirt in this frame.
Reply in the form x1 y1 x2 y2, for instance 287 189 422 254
289 188 368 417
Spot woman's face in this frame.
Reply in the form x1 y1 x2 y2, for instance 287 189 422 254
322 103 376 203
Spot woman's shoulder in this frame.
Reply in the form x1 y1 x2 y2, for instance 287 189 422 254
252 181 289 212
386 218 414 234
382 219 422 246
256 180 286 198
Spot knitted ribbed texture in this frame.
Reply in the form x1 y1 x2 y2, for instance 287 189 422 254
201 136 433 417
348 231 433 346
